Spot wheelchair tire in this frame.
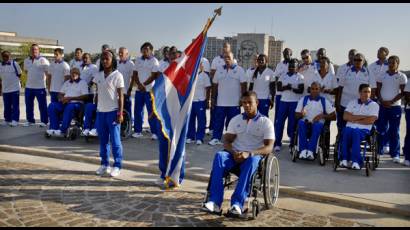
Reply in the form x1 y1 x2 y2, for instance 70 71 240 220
372 134 379 170
263 154 280 209
318 147 325 166
120 110 132 140
365 161 370 177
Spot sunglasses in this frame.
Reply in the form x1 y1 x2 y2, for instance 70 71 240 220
302 56 309 60
354 59 363 62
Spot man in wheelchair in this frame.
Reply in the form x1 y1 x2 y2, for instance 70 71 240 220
339 84 379 170
294 81 336 160
202 91 275 217
46 68 89 137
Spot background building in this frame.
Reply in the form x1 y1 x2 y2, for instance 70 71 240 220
0 31 64 61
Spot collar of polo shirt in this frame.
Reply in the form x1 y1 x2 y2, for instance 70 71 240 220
223 64 236 70
376 60 388 65
357 98 372 105
242 111 262 121
351 66 366 73
55 59 63 64
309 95 321 101
119 60 127 64
386 70 399 76
69 78 81 83
286 72 295 76
1 61 11 65
141 55 153 60
30 56 41 60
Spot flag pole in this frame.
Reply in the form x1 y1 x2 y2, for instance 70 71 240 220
202 6 222 35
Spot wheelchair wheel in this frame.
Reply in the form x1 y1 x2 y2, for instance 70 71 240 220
365 160 371 177
263 154 280 209
318 147 325 166
120 110 132 140
372 134 379 170
251 199 260 220
333 135 340 171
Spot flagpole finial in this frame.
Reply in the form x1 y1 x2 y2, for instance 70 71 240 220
202 6 222 35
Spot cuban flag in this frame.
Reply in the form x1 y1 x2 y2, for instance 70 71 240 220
150 32 208 188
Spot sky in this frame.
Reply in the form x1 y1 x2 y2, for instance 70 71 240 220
1 3 410 70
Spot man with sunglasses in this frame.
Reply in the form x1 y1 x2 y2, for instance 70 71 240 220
336 53 376 130
298 49 321 95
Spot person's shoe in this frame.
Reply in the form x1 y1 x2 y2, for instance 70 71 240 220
151 134 158 140
229 204 242 216
274 146 281 153
208 139 222 146
132 132 143 138
339 160 348 168
196 140 203 145
351 162 361 170
202 201 221 213
96 166 111 176
186 138 192 144
89 128 98 136
383 146 390 155
82 129 90 136
110 167 121 177
23 122 35 127
155 178 165 186
306 151 314 160
38 122 47 127
299 150 307 159
393 156 401 164
0 121 9 126
10 120 18 127
53 130 62 136
403 160 410 167
46 129 54 135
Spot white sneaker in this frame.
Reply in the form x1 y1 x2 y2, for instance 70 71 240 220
351 162 361 170
82 129 90 136
299 150 307 159
383 146 390 155
89 128 98 136
110 167 121 177
132 132 143 138
151 134 158 140
274 146 281 153
203 201 221 213
23 122 35 127
339 160 348 168
208 139 221 146
196 140 203 145
0 121 9 126
403 160 410 167
229 204 242 215
96 166 111 176
393 156 401 164
307 151 314 160
46 129 54 135
38 122 47 127
53 130 62 136
10 121 18 127
186 138 192 144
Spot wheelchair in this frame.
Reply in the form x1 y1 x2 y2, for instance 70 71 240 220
289 119 331 166
44 104 85 141
84 109 133 142
333 126 379 177
201 153 280 220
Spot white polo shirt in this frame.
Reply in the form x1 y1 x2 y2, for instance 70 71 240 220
377 71 407 106
278 72 304 102
93 70 124 112
273 60 290 96
134 56 160 91
299 63 321 95
405 77 410 93
335 63 352 85
80 64 98 85
49 60 70 93
210 55 237 71
314 60 335 75
69 59 83 70
345 99 379 131
317 71 338 104
339 67 376 107
213 64 247 107
247 67 275 99
117 59 135 91
0 60 22 93
201 57 211 73
227 112 275 152
24 56 50 89
158 59 170 73
193 71 211 102
368 60 389 83
295 96 335 123
60 79 89 103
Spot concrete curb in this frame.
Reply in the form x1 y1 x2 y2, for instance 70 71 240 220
0 144 409 218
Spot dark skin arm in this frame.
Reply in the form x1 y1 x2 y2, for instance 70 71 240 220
292 83 304 94
277 81 291 92
211 83 218 109
205 86 211 109
269 81 276 109
143 71 161 87
378 83 405 108
335 86 343 112
405 91 410 106
132 70 145 92
343 111 377 125
61 94 88 104
116 87 124 123
223 133 274 163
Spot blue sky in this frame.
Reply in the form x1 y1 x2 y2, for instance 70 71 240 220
1 3 410 70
